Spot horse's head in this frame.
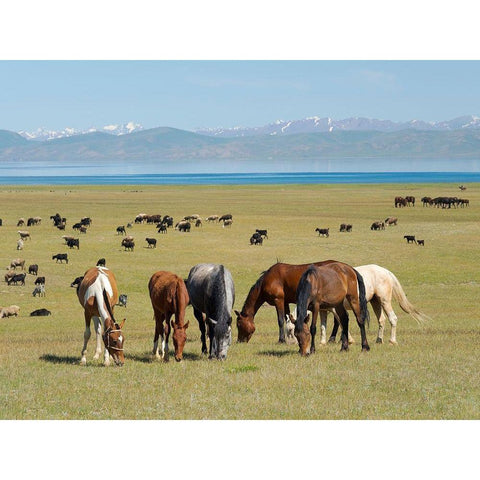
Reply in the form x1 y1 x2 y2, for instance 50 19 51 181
171 320 189 362
235 310 255 342
103 318 126 366
210 317 232 360
293 314 311 356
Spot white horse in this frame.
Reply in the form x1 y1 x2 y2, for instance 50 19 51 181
315 264 430 346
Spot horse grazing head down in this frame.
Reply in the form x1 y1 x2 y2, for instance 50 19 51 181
235 310 256 342
209 317 232 360
171 319 189 362
292 313 311 356
103 317 126 366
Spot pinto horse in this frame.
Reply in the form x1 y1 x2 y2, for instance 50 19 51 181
325 264 430 346
236 260 346 344
294 262 370 355
148 271 190 362
78 266 125 366
186 263 235 360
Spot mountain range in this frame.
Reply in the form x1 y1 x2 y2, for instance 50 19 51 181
2 115 480 167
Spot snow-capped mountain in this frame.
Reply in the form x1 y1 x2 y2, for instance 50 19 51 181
18 122 143 141
195 115 480 137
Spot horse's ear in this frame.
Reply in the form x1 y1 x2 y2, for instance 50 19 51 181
288 314 296 324
119 318 126 329
304 313 311 325
234 310 242 317
184 320 189 329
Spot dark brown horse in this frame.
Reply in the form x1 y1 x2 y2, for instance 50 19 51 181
236 260 344 343
294 262 370 355
148 271 190 362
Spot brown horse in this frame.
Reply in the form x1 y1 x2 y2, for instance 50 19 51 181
294 262 370 355
148 271 189 362
236 260 344 343
78 266 125 366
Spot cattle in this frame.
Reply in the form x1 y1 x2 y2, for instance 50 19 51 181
122 239 135 251
35 276 46 286
145 237 157 248
7 273 26 286
147 214 162 224
371 221 385 231
162 216 174 227
30 308 51 316
339 223 352 232
79 226 87 234
27 217 41 226
56 223 66 230
62 235 75 244
50 213 62 226
255 229 268 239
421 196 433 207
70 276 84 288
32 284 46 297
17 239 24 251
96 258 106 267
72 222 83 231
5 270 16 283
395 196 407 208
250 233 263 245
176 221 191 232
206 215 219 222
385 217 398 226
0 305 20 318
219 214 232 223
315 228 329 237
404 235 417 244
405 196 415 206
116 226 126 235
17 218 25 227
18 230 31 240
80 217 92 226
52 253 68 263
157 224 167 234
28 264 38 276
117 294 128 308
66 238 80 249
135 213 148 223
9 258 25 270
222 219 233 228
195 219 202 227
417 240 425 246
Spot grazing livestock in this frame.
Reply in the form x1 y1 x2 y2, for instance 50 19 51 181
157 224 167 234
339 223 352 232
35 276 46 285
70 276 84 288
50 213 62 226
421 196 433 207
385 217 398 226
0 305 20 318
72 223 83 231
395 196 407 208
148 271 190 362
5 270 16 283
96 258 106 267
145 237 157 248
315 228 329 237
116 226 126 235
405 196 415 206
56 223 66 230
459 185 467 191
18 230 30 240
162 216 174 227
79 226 87 234
121 239 135 251
218 214 232 223
7 273 26 286
28 264 38 275
417 240 425 246
17 218 25 227
250 233 263 245
222 219 233 228
9 258 25 270
371 221 385 231
404 235 417 244
294 263 370 355
186 263 235 360
62 235 75 244
52 253 68 263
195 219 202 227
206 215 219 222
17 239 24 250
176 221 191 232
32 284 46 297
66 238 80 249
117 294 128 308
78 266 126 367
30 308 51 317
255 229 268 239
80 217 92 226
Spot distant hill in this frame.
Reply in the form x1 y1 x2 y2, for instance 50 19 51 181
2 126 480 165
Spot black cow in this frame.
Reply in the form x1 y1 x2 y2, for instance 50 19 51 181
116 226 126 235
250 233 263 245
122 240 135 251
371 221 385 231
66 238 79 249
157 224 167 234
72 223 83 231
35 276 46 285
8 273 26 285
339 223 352 232
30 308 51 316
255 229 268 239
70 276 84 288
96 258 106 267
28 264 38 275
404 235 417 244
219 214 232 223
315 228 330 237
145 237 157 248
177 221 191 232
52 253 68 263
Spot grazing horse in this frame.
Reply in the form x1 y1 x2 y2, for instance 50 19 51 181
186 263 235 360
77 267 125 366
236 260 346 343
148 271 190 362
294 263 370 355
323 264 430 346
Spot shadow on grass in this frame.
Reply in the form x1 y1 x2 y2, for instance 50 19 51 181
125 351 203 363
258 349 297 358
39 354 79 365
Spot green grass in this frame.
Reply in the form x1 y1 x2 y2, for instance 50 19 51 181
0 182 479 419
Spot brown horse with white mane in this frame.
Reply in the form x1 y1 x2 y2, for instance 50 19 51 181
78 266 125 366
148 271 190 362
294 262 370 355
236 260 353 344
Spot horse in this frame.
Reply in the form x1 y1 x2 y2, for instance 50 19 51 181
293 262 370 355
236 260 345 344
186 263 235 360
148 271 190 362
77 266 126 366
322 264 430 346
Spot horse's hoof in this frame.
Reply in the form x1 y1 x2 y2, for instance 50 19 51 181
328 337 336 343
175 357 182 362
376 337 383 344
278 339 286 344
389 340 398 346
362 345 370 352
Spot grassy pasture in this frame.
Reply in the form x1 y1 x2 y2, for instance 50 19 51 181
0 182 479 419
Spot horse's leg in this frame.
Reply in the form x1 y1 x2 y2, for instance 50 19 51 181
152 314 162 359
163 313 172 362
381 298 398 345
336 305 350 351
370 296 385 344
80 313 91 365
319 310 328 345
329 317 340 343
274 297 286 343
309 305 319 353
347 295 370 352
193 308 207 355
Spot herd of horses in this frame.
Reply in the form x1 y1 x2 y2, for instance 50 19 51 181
79 258 429 366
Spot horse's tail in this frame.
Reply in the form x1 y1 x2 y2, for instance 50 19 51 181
354 269 370 327
388 271 430 325
295 266 314 332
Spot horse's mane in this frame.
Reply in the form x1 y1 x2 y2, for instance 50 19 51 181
295 265 315 327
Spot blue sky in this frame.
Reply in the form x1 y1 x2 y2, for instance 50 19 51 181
2 61 480 133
